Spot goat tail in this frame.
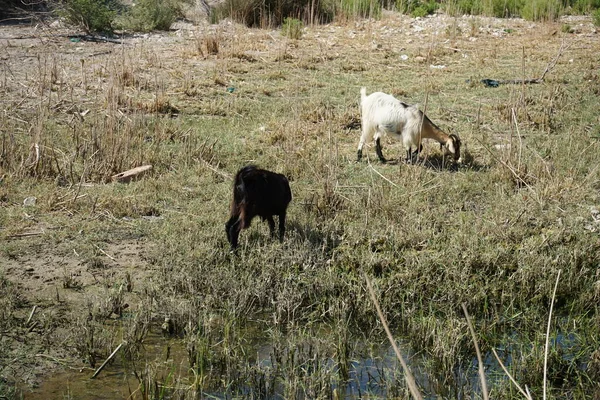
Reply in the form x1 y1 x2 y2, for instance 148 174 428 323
283 176 292 203
360 87 367 103
233 165 255 204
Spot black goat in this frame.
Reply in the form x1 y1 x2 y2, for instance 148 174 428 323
225 165 292 250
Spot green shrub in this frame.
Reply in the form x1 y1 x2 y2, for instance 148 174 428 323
458 0 483 14
445 0 484 15
594 8 600 25
396 0 418 14
396 0 438 16
336 0 382 19
521 0 562 20
58 0 124 33
281 17 303 39
411 5 428 16
481 0 524 17
569 0 600 13
115 0 183 32
211 0 335 27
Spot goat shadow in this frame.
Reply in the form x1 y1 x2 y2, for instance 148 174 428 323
223 218 341 255
286 220 342 255
384 153 488 172
419 153 461 172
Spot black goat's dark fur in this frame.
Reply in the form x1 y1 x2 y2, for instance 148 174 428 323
225 165 292 250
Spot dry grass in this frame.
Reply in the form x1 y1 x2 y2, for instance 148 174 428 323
1 13 600 399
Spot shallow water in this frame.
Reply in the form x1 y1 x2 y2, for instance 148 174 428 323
26 370 139 400
26 333 189 400
25 326 584 399
26 338 436 399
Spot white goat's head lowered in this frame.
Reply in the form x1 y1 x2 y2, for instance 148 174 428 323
357 87 462 166
444 133 461 163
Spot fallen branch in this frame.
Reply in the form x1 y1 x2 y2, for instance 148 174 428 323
112 165 152 183
69 35 124 44
91 341 125 379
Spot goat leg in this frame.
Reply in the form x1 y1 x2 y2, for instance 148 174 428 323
406 144 423 164
375 138 386 163
266 216 276 238
225 216 236 245
227 218 242 250
278 213 286 243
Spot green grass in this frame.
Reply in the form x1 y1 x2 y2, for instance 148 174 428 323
1 11 600 399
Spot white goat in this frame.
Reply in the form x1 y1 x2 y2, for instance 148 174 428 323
357 87 461 164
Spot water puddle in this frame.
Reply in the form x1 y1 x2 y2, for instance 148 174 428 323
25 323 586 399
26 337 448 399
26 333 189 400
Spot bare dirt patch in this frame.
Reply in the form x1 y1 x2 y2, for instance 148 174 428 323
1 229 150 389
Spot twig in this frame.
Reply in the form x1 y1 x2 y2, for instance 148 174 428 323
512 108 523 174
88 51 113 58
365 275 423 400
491 348 532 400
474 137 541 206
8 231 45 238
53 193 87 207
35 353 93 371
198 159 232 180
543 269 562 400
72 161 87 205
461 303 489 400
94 245 116 261
26 305 37 325
539 41 570 82
367 162 399 188
91 341 125 379
35 353 70 365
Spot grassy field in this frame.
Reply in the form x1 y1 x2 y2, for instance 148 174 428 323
1 11 600 399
